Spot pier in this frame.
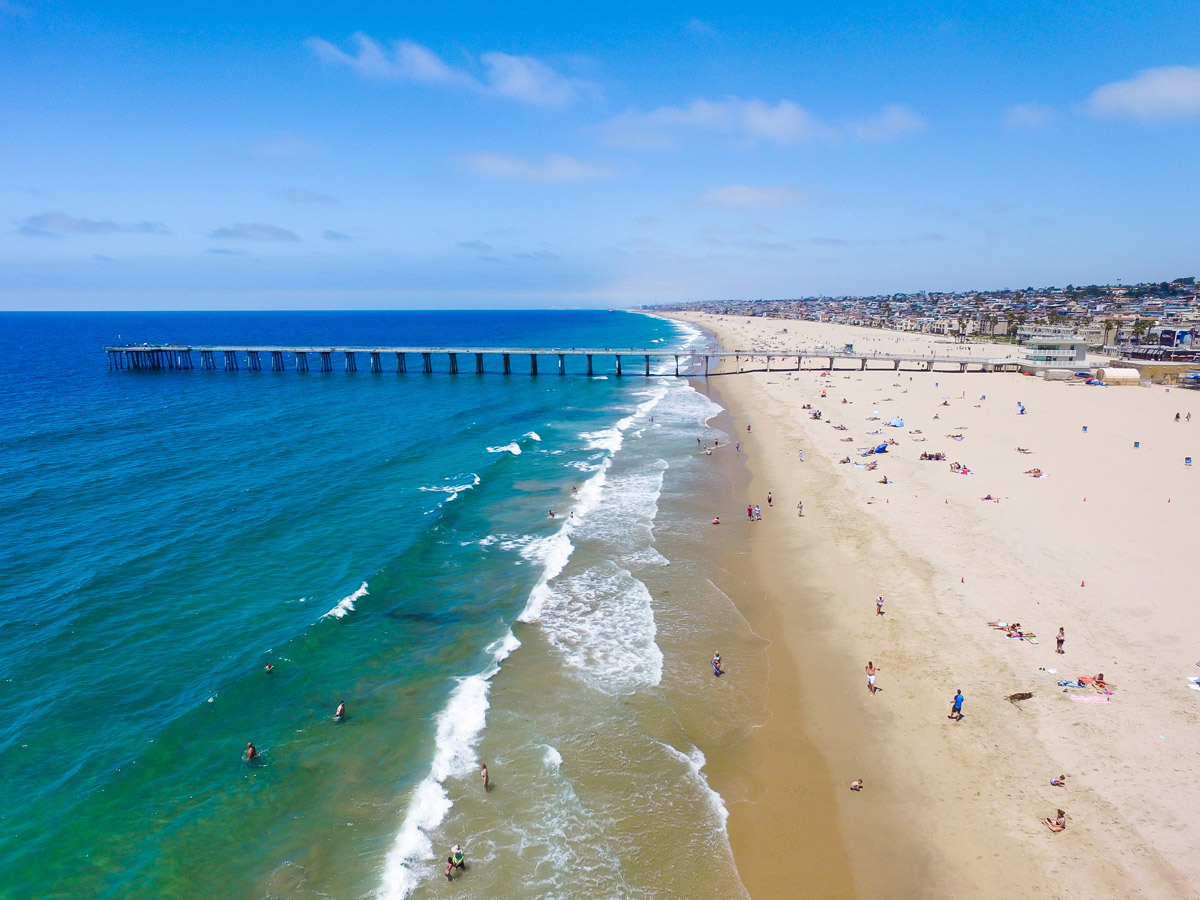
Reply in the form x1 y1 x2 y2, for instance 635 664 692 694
104 345 1022 376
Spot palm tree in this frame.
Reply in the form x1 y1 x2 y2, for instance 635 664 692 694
1102 319 1117 346
1131 318 1151 344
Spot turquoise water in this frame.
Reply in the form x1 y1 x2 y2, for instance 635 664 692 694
0 311 749 900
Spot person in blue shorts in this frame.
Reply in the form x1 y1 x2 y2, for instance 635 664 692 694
949 689 964 721
712 652 724 676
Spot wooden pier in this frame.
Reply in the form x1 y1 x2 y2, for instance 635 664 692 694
104 345 1022 376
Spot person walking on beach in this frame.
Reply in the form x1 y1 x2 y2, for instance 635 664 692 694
1056 627 1065 654
949 690 964 721
767 492 772 507
481 763 489 791
796 500 803 517
866 661 879 695
876 595 885 616
798 448 804 461
753 505 761 520
747 504 753 521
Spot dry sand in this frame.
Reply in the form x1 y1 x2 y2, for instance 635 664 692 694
669 312 1200 900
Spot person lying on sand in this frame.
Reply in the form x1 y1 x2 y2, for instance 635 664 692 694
1025 468 1043 477
839 457 851 464
1043 810 1067 832
1016 447 1034 454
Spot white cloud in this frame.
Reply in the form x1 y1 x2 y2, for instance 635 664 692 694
698 184 811 209
1004 102 1056 127
278 187 336 205
210 223 301 241
462 152 618 182
604 97 923 148
1086 65 1200 120
20 212 169 237
846 103 926 141
307 34 597 107
323 230 351 241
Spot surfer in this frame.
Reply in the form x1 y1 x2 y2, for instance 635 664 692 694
243 741 258 762
335 700 345 722
712 652 724 676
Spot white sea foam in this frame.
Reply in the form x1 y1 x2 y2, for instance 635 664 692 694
542 744 563 770
377 630 520 900
657 741 730 830
524 431 542 442
321 581 368 620
418 473 480 504
418 473 480 494
538 562 663 693
486 443 521 455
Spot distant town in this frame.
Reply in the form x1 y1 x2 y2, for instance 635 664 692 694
653 277 1200 360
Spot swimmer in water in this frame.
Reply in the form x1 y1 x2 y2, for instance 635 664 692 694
335 700 345 722
481 763 489 791
244 742 258 762
712 652 724 676
264 662 273 673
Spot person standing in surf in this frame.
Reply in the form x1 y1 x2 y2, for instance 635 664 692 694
712 652 724 676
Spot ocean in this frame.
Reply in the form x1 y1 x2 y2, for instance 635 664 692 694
0 310 761 900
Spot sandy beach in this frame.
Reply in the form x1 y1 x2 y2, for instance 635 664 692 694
670 312 1200 900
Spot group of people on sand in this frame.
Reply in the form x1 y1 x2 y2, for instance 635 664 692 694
918 451 946 461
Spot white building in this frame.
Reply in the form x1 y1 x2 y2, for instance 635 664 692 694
1017 325 1087 365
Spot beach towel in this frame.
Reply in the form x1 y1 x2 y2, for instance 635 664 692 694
1070 694 1111 703
1058 680 1083 688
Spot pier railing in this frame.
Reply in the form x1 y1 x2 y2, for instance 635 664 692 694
104 345 1023 376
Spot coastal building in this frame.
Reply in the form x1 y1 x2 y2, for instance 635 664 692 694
1016 325 1088 366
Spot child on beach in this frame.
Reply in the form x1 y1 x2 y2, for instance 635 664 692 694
949 690 964 721
1043 810 1066 832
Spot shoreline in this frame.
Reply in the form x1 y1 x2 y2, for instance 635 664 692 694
667 312 1200 899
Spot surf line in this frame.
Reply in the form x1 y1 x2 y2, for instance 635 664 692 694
376 383 668 899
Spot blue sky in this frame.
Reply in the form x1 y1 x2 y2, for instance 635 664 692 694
1 1 1198 308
